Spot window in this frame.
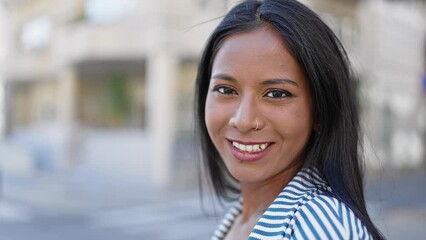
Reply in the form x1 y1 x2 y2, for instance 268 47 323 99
198 0 229 10
84 0 137 23
20 16 51 51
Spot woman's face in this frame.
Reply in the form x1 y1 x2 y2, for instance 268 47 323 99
205 26 314 184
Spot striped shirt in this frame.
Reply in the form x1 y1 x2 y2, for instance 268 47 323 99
212 168 373 240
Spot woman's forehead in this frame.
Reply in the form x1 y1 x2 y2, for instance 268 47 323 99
211 26 303 82
215 26 290 61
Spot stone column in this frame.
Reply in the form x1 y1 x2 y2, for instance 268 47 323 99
146 51 178 188
0 4 9 139
57 67 78 169
0 80 5 138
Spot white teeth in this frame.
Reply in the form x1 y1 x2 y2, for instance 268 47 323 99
246 145 253 152
253 144 260 151
232 141 269 153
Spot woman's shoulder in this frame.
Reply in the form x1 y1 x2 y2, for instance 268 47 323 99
258 168 374 239
289 192 373 239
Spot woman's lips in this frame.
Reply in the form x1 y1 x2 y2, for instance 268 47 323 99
226 139 273 162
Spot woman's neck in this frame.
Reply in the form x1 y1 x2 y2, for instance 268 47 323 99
239 165 300 222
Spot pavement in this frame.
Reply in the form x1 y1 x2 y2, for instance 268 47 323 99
0 168 228 240
0 166 425 240
365 167 426 239
0 193 222 240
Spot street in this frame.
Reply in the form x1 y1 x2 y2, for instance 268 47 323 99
0 196 222 240
0 167 425 240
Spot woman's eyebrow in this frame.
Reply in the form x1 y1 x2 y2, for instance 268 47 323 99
261 78 298 86
211 73 236 82
211 74 298 87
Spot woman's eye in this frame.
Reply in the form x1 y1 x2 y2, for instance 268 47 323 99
215 86 237 95
265 89 291 99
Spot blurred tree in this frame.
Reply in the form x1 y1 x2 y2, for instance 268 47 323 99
101 73 131 127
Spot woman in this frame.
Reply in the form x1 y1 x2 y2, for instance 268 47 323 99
195 0 384 239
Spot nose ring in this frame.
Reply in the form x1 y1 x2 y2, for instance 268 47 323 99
255 119 259 130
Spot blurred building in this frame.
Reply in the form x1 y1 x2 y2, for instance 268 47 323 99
0 0 232 188
0 0 425 189
356 0 426 169
308 0 426 169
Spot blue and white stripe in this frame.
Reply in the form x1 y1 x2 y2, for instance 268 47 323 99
212 168 373 239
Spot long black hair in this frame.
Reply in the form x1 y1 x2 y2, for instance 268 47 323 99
195 0 384 239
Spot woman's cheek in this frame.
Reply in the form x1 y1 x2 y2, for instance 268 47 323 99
205 97 220 135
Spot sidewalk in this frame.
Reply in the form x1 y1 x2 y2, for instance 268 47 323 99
1 168 203 216
0 168 225 240
365 167 426 239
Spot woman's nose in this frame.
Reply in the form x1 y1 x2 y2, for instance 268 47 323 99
229 97 260 132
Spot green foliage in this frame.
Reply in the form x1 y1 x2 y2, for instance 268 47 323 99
101 73 131 127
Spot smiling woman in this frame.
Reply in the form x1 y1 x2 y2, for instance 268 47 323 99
205 26 313 186
195 0 385 240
